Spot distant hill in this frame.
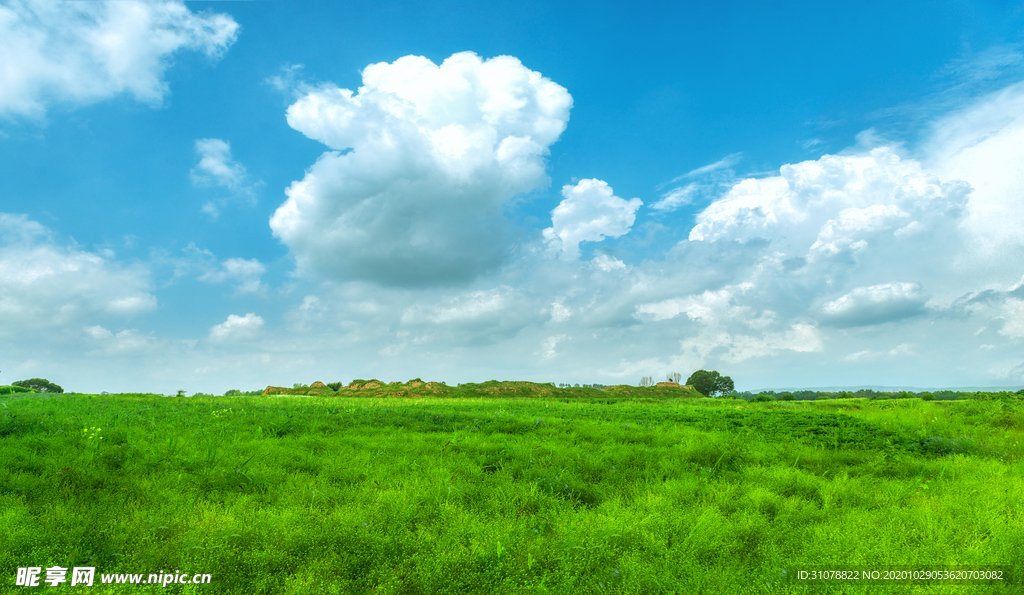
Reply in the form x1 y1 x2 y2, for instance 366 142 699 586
749 385 1024 393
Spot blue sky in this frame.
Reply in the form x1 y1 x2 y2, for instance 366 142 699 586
2 0 1024 393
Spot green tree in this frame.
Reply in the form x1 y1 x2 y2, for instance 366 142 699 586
685 370 716 397
685 370 734 398
12 378 63 393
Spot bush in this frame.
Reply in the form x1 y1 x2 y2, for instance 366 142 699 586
12 378 63 393
0 386 33 395
920 392 936 401
326 382 343 391
778 392 795 401
750 394 773 403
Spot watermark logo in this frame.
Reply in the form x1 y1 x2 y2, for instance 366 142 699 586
14 567 210 587
15 567 95 587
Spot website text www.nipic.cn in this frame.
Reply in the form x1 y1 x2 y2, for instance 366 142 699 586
16 567 212 588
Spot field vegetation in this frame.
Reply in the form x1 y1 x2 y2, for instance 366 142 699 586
1 380 1022 594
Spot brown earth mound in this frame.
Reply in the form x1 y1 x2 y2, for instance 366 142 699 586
310 381 326 388
656 382 680 387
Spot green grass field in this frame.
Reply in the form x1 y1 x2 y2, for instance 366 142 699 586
2 382 1022 594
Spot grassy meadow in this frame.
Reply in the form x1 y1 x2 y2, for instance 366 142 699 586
1 381 1023 594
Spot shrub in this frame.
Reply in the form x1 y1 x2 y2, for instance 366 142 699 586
0 386 32 395
778 392 795 401
751 394 773 403
326 382 343 391
920 392 936 401
12 378 63 393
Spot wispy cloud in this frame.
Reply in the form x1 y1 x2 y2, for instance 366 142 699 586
190 138 262 219
651 153 742 213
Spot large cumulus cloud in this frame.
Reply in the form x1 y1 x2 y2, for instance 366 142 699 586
270 52 572 286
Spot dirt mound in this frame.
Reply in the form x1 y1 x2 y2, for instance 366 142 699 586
656 382 680 387
362 381 382 389
309 381 327 388
408 380 425 388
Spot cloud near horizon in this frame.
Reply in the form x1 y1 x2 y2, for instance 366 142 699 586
0 213 156 335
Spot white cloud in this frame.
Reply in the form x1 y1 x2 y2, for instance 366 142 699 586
716 323 823 362
190 138 261 218
191 139 246 190
156 243 267 294
538 334 567 359
549 302 571 323
650 183 698 212
0 0 238 119
402 286 513 325
820 282 927 327
636 284 754 323
591 254 626 272
688 147 968 249
924 79 1024 257
999 298 1024 339
83 325 164 355
661 153 742 187
0 213 156 333
270 51 573 286
543 179 642 260
652 153 741 213
843 350 874 362
199 257 266 294
209 313 265 341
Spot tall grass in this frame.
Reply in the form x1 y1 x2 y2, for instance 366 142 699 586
1 390 1021 594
